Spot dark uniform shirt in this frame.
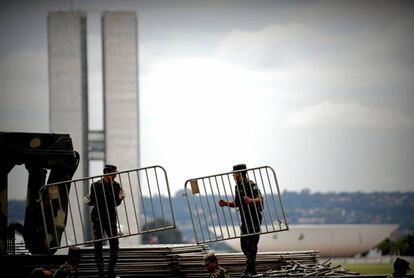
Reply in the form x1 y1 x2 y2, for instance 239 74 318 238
208 266 230 278
88 179 122 225
234 178 262 234
53 262 77 278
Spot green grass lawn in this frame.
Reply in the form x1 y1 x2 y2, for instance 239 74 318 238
339 263 393 274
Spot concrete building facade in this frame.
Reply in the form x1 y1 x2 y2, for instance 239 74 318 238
48 11 140 189
48 11 89 180
102 11 140 245
48 11 140 246
102 11 139 172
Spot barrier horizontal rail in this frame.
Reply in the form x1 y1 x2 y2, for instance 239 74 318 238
184 166 288 244
39 165 175 250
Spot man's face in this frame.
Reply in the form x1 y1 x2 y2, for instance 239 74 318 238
103 173 116 183
233 172 242 183
205 261 217 272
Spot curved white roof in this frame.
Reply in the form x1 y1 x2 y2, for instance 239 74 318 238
219 224 399 257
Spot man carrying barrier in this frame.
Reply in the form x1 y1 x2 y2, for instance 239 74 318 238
85 164 125 278
219 163 264 277
204 251 230 278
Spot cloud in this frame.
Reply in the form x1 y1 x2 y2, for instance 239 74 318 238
213 17 414 126
139 56 292 187
0 48 48 131
215 23 325 69
282 101 414 130
214 17 414 92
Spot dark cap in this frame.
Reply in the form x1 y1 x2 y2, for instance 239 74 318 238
394 257 411 271
233 164 247 171
104 164 117 174
203 251 217 265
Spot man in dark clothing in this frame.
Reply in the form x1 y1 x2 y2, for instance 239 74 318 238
219 164 263 277
85 164 125 278
53 246 81 278
203 251 230 278
392 257 411 278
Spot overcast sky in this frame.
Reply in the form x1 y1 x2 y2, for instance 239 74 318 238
1 0 414 200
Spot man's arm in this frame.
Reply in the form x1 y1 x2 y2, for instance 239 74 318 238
114 183 125 206
218 199 236 207
242 195 264 205
84 184 95 206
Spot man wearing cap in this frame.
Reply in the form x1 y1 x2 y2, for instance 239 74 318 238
53 246 81 278
392 257 411 278
204 251 230 278
218 164 263 277
85 164 125 278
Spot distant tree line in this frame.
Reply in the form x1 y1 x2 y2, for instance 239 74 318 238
281 190 414 234
377 234 414 256
140 219 182 244
8 190 414 243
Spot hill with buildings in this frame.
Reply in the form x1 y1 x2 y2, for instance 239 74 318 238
8 190 414 244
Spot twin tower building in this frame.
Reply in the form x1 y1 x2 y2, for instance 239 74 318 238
48 11 139 179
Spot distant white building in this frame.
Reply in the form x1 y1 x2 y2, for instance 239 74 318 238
48 11 140 246
221 224 399 257
48 11 89 180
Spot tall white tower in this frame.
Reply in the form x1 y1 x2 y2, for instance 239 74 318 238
102 11 139 176
102 11 140 245
48 11 140 245
48 11 89 180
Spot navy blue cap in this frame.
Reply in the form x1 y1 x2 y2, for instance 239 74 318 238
104 164 117 174
233 164 247 171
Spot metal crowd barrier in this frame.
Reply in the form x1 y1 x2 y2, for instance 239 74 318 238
183 166 288 244
39 165 175 250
